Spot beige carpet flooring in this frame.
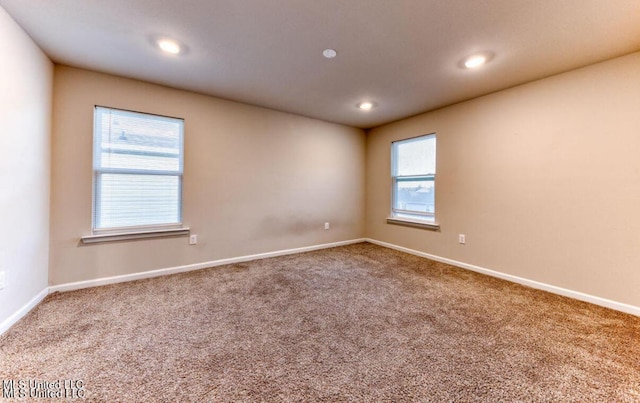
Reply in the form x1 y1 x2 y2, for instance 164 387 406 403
1 242 639 402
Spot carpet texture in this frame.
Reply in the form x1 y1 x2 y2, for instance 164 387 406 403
1 242 639 402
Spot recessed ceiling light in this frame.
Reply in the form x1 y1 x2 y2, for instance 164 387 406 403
357 101 375 111
464 54 487 69
464 55 486 69
460 52 494 69
322 49 337 59
157 38 182 55
149 35 189 56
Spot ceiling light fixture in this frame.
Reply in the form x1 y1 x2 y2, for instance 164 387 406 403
464 55 486 69
156 38 182 55
322 48 337 59
460 51 494 69
357 101 375 111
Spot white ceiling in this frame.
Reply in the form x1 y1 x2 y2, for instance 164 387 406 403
2 0 640 128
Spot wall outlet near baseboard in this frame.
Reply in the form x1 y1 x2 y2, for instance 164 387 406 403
458 234 466 244
324 222 330 230
0 271 5 290
189 234 198 245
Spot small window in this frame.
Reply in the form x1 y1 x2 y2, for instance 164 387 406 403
92 106 184 232
391 134 436 223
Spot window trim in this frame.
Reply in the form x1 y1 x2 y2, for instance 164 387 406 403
81 227 190 244
386 217 440 231
90 106 186 237
389 133 439 229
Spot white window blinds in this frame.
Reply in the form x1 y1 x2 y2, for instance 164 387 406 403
93 106 184 231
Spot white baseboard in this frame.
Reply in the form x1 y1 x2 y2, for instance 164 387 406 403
365 238 640 317
0 287 49 335
4 236 637 337
49 238 367 293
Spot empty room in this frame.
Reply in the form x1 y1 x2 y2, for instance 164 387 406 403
1 0 639 401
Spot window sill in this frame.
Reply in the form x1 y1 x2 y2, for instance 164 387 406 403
386 217 440 231
81 227 190 244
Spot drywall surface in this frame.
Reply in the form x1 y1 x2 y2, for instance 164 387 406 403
0 6 52 324
366 52 640 308
50 66 365 285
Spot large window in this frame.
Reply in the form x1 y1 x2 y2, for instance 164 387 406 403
391 134 436 224
92 106 184 232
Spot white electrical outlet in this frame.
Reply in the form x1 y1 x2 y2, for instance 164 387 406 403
324 222 330 230
189 234 198 245
458 234 466 244
0 271 5 290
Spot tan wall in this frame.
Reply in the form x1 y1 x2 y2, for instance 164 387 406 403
0 7 52 324
51 66 365 285
366 52 640 307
